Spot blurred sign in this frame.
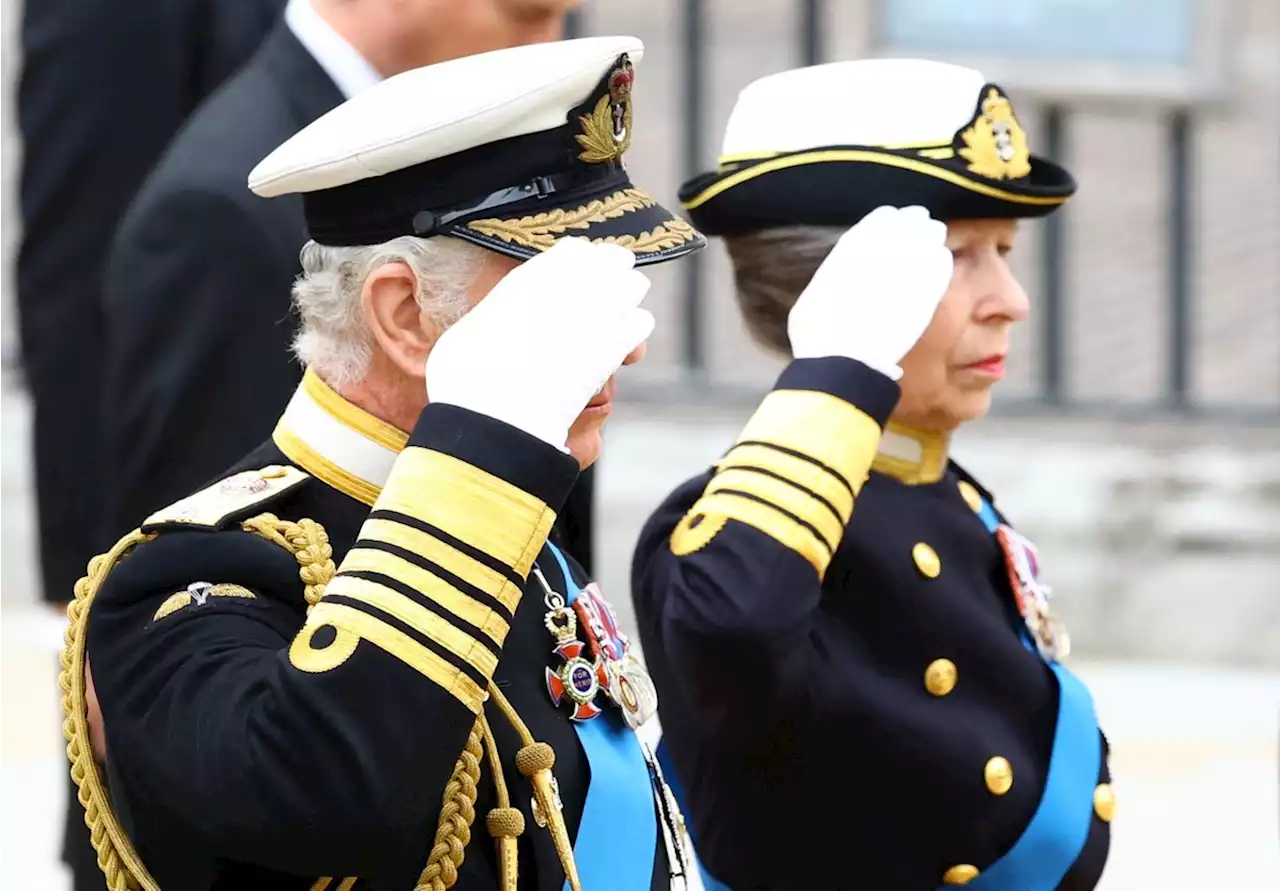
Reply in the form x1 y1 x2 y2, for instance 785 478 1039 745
872 0 1230 104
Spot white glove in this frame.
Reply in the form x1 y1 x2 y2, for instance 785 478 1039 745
787 205 953 380
426 237 654 450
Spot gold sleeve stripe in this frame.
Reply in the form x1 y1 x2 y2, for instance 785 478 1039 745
689 490 833 576
705 467 843 552
376 447 555 577
735 389 882 496
303 601 487 714
324 574 499 678
336 547 511 646
718 443 855 522
360 517 521 615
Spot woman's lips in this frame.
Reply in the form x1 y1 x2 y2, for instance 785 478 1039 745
966 354 1006 379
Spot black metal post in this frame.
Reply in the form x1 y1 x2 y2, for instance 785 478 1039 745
563 8 584 39
800 0 824 65
1041 105 1066 404
681 0 707 376
1168 110 1193 409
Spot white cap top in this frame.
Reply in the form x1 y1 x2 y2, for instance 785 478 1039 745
249 35 645 198
720 59 987 159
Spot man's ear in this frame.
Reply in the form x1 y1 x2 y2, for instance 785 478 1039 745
363 262 432 378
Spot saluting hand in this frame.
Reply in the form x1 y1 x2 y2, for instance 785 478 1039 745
426 237 654 450
787 205 953 380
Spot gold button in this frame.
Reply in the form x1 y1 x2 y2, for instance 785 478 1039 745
942 864 979 885
985 756 1013 795
260 465 288 479
958 480 983 513
913 542 941 578
925 659 957 696
1093 783 1115 822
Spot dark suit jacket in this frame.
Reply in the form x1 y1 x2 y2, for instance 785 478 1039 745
101 22 598 572
17 0 282 605
102 23 343 548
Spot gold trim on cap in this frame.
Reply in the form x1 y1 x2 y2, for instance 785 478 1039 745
683 148 1066 211
466 188 692 252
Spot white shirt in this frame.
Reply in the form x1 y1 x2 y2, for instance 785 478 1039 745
284 0 383 100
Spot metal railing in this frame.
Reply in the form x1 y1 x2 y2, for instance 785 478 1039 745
567 2 1279 422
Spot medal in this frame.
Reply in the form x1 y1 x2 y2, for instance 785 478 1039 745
533 565 659 726
573 583 659 729
996 525 1071 661
539 581 609 722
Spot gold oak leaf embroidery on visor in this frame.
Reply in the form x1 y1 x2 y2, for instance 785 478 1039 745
597 218 697 252
466 188 654 250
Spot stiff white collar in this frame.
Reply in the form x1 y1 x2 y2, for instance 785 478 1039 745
272 369 406 505
284 0 383 100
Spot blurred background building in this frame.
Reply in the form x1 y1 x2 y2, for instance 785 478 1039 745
3 0 1278 888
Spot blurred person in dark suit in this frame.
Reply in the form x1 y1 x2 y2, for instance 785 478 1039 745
17 0 284 611
100 0 599 577
16 3 283 889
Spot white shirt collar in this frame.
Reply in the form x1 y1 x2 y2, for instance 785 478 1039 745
284 0 383 100
273 369 407 505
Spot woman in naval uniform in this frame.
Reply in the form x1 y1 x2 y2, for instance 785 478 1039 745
632 60 1113 891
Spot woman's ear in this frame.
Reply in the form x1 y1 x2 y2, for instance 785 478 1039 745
363 262 432 378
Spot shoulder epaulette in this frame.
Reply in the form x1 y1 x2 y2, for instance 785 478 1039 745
141 465 311 532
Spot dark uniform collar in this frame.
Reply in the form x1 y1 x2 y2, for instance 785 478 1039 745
871 422 949 485
272 368 406 504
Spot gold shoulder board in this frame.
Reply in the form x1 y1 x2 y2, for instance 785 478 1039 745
142 465 311 531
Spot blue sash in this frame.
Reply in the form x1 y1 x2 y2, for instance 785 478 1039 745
544 543 657 891
957 491 1102 891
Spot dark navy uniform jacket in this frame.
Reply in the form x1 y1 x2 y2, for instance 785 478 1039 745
632 357 1112 891
82 370 670 890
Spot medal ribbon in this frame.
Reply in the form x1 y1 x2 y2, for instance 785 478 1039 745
544 542 657 891
954 491 1103 891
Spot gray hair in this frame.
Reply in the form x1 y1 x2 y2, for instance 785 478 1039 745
291 235 492 388
723 226 843 357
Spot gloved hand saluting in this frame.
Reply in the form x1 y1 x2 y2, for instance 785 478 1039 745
787 205 953 380
426 237 654 451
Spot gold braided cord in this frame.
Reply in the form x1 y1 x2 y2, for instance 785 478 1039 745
479 715 512 808
415 719 485 891
61 531 161 891
486 682 536 748
240 514 335 610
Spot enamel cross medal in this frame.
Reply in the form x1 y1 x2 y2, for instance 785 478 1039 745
534 564 658 727
537 567 609 722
